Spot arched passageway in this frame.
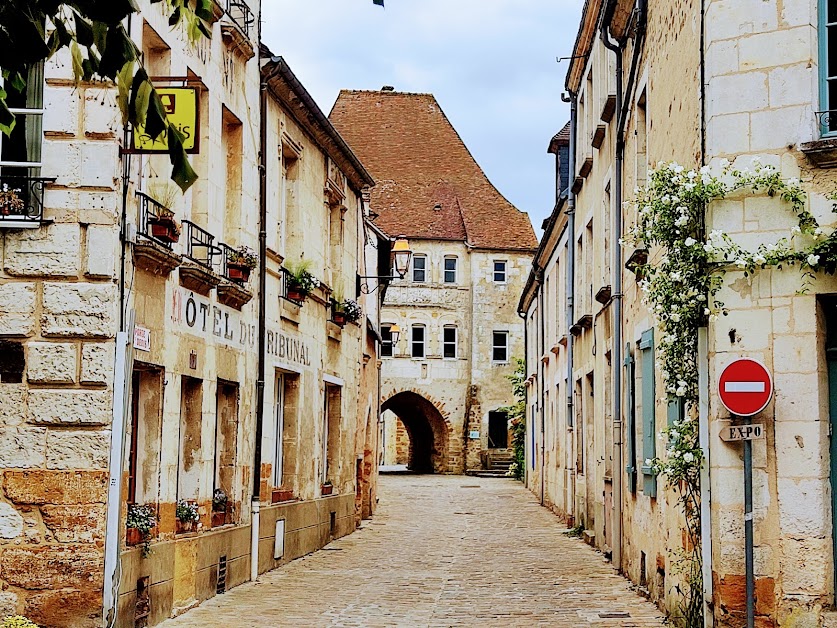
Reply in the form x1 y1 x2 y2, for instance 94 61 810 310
382 391 450 473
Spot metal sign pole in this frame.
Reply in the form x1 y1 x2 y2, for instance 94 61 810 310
743 428 755 628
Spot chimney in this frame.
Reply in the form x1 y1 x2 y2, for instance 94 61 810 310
381 85 395 92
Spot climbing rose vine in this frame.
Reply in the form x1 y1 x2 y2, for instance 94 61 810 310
623 158 835 627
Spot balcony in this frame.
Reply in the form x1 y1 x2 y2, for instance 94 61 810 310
179 220 223 295
221 0 255 59
133 191 183 275
216 243 253 310
0 175 54 229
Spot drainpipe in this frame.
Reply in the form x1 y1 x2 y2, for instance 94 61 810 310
537 268 546 505
252 56 276 583
519 309 530 488
561 90 577 518
602 12 625 573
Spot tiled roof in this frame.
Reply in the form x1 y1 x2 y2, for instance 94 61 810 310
548 122 571 154
329 90 537 251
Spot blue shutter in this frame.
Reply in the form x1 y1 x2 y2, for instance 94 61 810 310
639 329 657 498
624 343 637 494
668 397 684 427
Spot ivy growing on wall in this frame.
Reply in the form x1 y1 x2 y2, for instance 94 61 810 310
624 159 835 627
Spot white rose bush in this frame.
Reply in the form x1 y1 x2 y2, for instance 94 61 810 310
624 159 834 627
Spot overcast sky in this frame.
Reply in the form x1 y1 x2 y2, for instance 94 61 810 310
261 0 584 238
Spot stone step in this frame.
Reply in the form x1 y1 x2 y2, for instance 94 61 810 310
465 470 513 478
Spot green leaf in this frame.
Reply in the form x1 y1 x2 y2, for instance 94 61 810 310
98 24 138 78
0 93 15 136
116 61 134 125
167 126 198 192
71 42 84 84
9 72 25 93
74 12 95 47
144 88 167 141
134 80 152 127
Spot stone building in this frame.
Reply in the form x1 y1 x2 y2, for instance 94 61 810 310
522 0 837 625
330 89 536 474
0 3 385 627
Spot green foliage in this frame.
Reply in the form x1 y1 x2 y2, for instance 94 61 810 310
175 499 199 523
212 488 228 512
0 0 212 190
285 259 320 296
499 358 525 481
0 616 39 628
333 298 362 322
126 503 157 558
228 245 257 269
564 523 584 538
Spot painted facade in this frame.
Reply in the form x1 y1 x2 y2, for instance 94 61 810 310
0 4 385 627
522 0 837 626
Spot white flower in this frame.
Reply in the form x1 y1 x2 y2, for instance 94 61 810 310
791 225 802 235
683 452 695 463
703 307 711 315
676 387 687 397
633 187 640 195
684 237 696 247
671 313 681 322
735 258 747 267
807 254 820 266
699 165 710 175
684 182 696 191
709 313 719 322
644 458 653 466
753 254 766 265
788 177 800 187
670 430 680 439
815 227 824 238
703 244 714 254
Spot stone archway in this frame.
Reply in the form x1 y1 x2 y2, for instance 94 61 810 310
381 391 453 474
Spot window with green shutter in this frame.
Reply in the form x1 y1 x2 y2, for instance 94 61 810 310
639 328 657 498
819 0 837 135
624 343 637 494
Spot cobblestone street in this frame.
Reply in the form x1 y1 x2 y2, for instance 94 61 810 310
160 474 666 627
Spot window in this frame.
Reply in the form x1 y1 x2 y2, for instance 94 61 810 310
492 331 508 363
821 0 837 134
412 255 427 282
493 261 507 283
214 381 239 524
639 329 657 498
381 325 394 358
443 326 457 359
444 257 457 283
128 367 163 504
222 107 243 240
178 376 203 501
273 373 300 494
322 384 341 485
0 62 44 178
411 325 425 358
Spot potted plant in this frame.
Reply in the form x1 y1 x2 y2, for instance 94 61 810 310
226 245 257 282
126 503 157 557
285 259 319 302
334 298 362 326
146 182 181 244
321 480 333 496
175 499 200 533
212 488 228 527
271 486 294 503
0 183 25 217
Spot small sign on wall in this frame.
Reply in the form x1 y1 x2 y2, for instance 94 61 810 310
133 326 151 352
274 519 285 559
469 431 480 439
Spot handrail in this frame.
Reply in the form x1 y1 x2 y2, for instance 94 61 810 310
181 220 220 268
226 0 254 38
136 191 177 249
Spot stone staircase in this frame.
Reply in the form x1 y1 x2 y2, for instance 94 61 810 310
466 449 514 478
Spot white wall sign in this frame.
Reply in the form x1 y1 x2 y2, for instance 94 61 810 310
133 325 151 352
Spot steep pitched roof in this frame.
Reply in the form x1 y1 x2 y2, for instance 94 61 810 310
329 90 537 251
548 122 571 154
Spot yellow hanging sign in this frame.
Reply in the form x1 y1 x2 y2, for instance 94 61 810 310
132 87 199 153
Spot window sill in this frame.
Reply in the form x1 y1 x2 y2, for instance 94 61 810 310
799 137 837 168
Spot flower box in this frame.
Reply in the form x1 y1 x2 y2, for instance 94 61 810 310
287 286 306 303
227 262 251 282
332 311 347 326
126 527 144 546
211 511 227 528
271 488 294 503
149 217 180 243
321 483 333 496
176 519 195 534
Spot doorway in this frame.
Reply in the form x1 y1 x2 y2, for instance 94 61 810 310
488 411 509 449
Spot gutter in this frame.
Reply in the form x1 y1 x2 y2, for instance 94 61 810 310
537 267 547 506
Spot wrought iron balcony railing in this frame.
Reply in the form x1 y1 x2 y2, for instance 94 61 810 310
226 0 254 38
816 110 837 135
0 175 54 228
136 191 179 250
181 220 221 269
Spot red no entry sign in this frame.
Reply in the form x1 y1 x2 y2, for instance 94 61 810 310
718 358 773 417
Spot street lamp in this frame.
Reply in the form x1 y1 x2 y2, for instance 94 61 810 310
358 236 412 293
388 323 401 345
391 237 412 279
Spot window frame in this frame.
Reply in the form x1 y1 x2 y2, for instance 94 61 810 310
492 330 509 364
820 0 837 136
493 260 507 283
381 324 394 358
442 325 457 359
412 255 427 283
0 62 45 173
443 256 457 284
411 324 426 359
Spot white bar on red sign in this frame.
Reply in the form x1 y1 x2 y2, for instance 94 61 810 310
724 382 765 393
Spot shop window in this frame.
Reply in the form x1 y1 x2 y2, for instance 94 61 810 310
381 324 394 358
322 384 342 485
411 325 425 358
128 366 163 504
443 326 457 359
444 257 457 284
178 376 203 501
412 255 427 282
492 330 508 363
214 381 239 511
